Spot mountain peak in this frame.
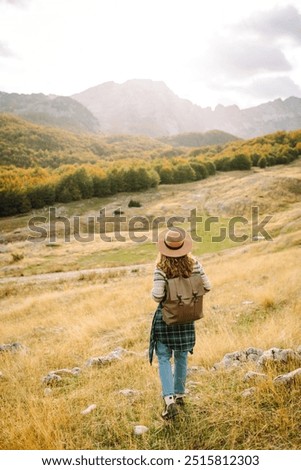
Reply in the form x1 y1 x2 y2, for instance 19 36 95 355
72 79 198 137
1 81 301 138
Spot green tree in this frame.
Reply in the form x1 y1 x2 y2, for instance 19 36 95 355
92 174 111 197
27 184 55 209
190 162 208 180
258 156 267 168
0 188 32 216
215 157 232 171
72 168 93 199
230 154 252 170
157 166 175 184
204 161 216 175
250 153 261 166
173 163 196 183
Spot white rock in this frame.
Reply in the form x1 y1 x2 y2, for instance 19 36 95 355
86 347 127 366
246 347 263 358
241 387 256 397
119 389 140 397
49 367 81 376
133 425 149 435
0 342 24 352
224 350 247 364
81 404 97 415
243 371 268 383
279 349 301 364
44 388 52 396
248 354 261 362
274 368 301 386
257 347 283 367
42 373 62 385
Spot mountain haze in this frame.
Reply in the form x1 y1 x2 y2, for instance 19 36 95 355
0 92 99 133
1 80 301 138
73 80 301 138
72 80 205 137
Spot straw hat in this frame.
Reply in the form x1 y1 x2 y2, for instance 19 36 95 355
157 227 192 258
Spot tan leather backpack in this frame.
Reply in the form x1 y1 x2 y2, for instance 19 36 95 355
162 274 206 325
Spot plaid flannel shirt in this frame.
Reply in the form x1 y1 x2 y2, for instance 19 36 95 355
149 305 195 364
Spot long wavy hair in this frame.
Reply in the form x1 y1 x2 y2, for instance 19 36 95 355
156 253 194 279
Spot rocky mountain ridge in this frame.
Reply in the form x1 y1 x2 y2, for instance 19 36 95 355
1 80 301 138
0 91 99 133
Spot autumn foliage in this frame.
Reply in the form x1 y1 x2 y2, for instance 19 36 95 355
0 114 300 216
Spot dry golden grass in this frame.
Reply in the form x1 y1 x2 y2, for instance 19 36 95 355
1 161 301 450
1 236 300 450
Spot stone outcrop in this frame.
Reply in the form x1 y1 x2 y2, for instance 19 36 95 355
0 342 25 353
213 347 264 370
86 347 128 367
212 346 301 397
42 367 81 385
274 368 301 386
213 346 301 370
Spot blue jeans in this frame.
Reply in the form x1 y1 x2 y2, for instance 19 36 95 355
155 341 188 397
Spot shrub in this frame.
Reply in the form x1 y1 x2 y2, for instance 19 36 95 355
258 156 267 168
230 153 252 170
204 161 216 175
128 199 142 208
11 252 24 263
190 162 208 180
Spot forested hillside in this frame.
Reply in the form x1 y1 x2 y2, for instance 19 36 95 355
159 130 240 147
0 114 300 217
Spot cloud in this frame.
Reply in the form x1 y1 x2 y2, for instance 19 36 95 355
215 39 290 76
193 37 292 86
0 0 29 5
246 76 301 100
0 41 14 57
242 5 301 45
190 3 301 104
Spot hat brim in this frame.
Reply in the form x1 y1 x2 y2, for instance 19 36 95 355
157 229 193 258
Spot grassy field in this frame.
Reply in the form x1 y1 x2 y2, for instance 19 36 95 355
0 177 250 277
0 161 301 450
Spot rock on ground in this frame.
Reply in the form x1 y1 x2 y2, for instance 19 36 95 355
273 368 301 386
86 347 128 366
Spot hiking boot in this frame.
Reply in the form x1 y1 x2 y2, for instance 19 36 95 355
175 396 185 407
161 402 178 420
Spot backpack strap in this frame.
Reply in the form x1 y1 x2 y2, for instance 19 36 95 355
189 274 205 297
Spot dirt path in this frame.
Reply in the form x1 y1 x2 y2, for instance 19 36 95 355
0 263 153 285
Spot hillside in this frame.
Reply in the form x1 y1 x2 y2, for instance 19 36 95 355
0 113 173 168
0 113 301 217
0 113 240 167
0 160 300 450
159 130 240 147
1 158 300 275
0 92 99 133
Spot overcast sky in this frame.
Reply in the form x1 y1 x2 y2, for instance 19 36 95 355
1 0 301 109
